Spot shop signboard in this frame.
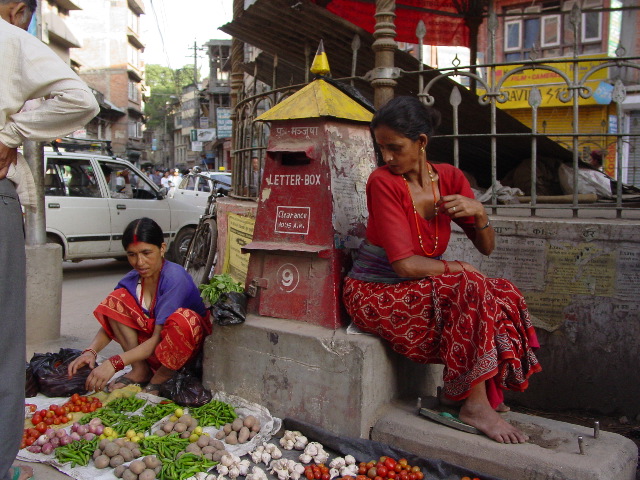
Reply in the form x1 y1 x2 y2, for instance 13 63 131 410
216 107 232 138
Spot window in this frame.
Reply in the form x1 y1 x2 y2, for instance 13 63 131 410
128 8 139 33
128 44 140 68
128 80 139 102
128 121 143 138
582 0 602 42
46 158 101 198
503 0 604 60
542 15 561 47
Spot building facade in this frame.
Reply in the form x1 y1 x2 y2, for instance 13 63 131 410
477 0 640 185
68 0 146 164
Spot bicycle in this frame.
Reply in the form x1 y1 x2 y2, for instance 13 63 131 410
182 171 226 285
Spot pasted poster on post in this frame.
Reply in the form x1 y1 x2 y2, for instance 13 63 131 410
224 213 255 284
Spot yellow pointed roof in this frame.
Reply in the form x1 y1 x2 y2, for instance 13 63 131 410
255 79 373 123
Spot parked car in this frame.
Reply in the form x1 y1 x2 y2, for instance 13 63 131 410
43 150 202 263
171 171 232 209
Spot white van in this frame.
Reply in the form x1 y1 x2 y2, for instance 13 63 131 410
44 150 201 262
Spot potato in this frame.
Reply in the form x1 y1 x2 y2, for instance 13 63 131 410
154 429 167 437
139 468 157 480
132 448 142 458
144 455 161 469
204 453 213 460
93 449 103 460
243 415 257 429
119 447 134 462
238 426 250 444
173 422 187 433
185 443 202 455
202 446 216 455
197 436 210 448
225 431 238 445
162 421 175 433
114 465 127 478
129 459 146 475
223 424 232 435
179 414 193 424
210 439 225 450
94 454 110 469
114 438 127 448
180 431 191 439
212 450 227 462
125 441 138 450
154 465 162 474
99 439 110 451
231 418 244 432
215 430 226 440
249 431 257 439
122 470 137 480
250 419 261 433
110 454 125 468
103 442 120 458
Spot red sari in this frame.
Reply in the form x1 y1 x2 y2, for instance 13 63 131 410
343 163 541 407
94 288 212 372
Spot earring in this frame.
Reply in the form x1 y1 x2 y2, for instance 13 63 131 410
420 147 425 153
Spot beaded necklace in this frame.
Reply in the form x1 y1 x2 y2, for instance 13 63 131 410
403 163 439 256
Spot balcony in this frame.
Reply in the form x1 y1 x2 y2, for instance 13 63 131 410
128 0 145 15
127 28 145 49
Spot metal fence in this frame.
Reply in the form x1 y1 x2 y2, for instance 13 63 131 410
231 4 640 219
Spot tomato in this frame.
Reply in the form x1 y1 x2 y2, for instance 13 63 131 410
358 466 367 475
374 476 383 480
461 477 471 480
80 396 88 403
366 462 376 469
394 465 403 473
73 406 81 412
61 415 69 423
44 417 53 425
377 466 388 477
387 470 396 479
384 458 397 470
321 474 330 480
31 414 42 425
398 472 408 480
27 428 39 438
53 417 61 425
35 422 47 433
398 459 408 467
71 393 80 402
410 467 420 474
414 473 423 480
367 468 377 479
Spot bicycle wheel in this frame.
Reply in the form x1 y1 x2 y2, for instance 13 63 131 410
183 218 218 286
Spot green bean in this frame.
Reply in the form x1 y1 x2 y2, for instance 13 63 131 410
190 400 237 427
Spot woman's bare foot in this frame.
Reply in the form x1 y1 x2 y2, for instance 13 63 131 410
9 464 33 480
495 402 511 413
459 400 528 443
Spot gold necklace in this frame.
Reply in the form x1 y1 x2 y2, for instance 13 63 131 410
403 163 439 256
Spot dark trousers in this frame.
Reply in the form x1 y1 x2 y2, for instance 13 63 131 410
0 178 26 480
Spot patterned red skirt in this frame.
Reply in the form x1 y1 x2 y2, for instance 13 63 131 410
94 288 212 372
343 272 541 406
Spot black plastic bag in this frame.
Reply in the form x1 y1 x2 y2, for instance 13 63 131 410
210 291 247 326
25 363 38 398
29 348 91 397
161 372 212 407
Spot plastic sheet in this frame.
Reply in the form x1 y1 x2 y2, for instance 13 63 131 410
283 418 505 480
29 348 91 397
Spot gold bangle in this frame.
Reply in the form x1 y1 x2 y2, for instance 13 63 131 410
476 220 491 230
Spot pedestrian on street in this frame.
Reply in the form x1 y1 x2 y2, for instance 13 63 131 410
0 1 99 479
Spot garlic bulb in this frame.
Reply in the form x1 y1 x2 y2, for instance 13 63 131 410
329 468 340 479
217 465 229 476
228 466 240 479
330 458 345 469
344 455 356 466
298 453 312 464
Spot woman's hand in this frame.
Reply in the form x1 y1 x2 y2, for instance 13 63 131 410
67 351 97 378
84 361 116 392
438 194 485 219
451 260 483 275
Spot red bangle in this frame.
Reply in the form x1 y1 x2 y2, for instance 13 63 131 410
455 260 466 272
108 355 125 372
441 260 450 274
82 348 97 358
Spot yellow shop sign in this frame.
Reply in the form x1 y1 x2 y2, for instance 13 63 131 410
483 56 610 109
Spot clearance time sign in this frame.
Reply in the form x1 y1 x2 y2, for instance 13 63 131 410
486 56 611 109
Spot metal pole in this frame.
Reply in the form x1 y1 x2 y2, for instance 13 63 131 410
23 141 47 246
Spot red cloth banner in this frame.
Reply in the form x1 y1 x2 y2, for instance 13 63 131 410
312 0 471 47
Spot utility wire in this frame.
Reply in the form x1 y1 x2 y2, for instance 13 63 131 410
149 0 172 69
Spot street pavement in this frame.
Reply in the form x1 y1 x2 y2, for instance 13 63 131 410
18 258 132 479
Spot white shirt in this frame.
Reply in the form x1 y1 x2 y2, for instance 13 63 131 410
0 18 99 205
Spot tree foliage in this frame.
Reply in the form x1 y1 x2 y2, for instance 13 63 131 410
145 64 198 130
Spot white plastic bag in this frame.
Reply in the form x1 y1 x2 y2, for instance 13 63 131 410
558 163 612 198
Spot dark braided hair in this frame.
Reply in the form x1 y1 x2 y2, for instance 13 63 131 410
122 217 164 250
371 96 441 141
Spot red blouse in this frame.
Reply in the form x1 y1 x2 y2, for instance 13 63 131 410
366 162 477 263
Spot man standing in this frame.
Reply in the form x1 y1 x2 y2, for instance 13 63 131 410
0 2 99 479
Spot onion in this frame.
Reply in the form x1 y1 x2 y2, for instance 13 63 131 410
89 417 103 427
93 425 104 435
71 422 81 432
45 428 56 438
41 443 54 455
36 434 49 446
83 433 96 441
70 432 81 441
55 429 67 438
59 435 73 446
49 437 60 448
27 445 42 454
76 425 89 436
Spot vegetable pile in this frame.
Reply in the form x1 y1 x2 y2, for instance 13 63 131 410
199 274 244 305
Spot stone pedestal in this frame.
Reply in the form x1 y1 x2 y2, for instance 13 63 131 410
26 244 62 345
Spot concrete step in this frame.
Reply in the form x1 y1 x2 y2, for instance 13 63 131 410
372 400 638 480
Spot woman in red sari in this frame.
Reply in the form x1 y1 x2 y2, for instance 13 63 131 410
342 96 541 443
68 217 211 395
